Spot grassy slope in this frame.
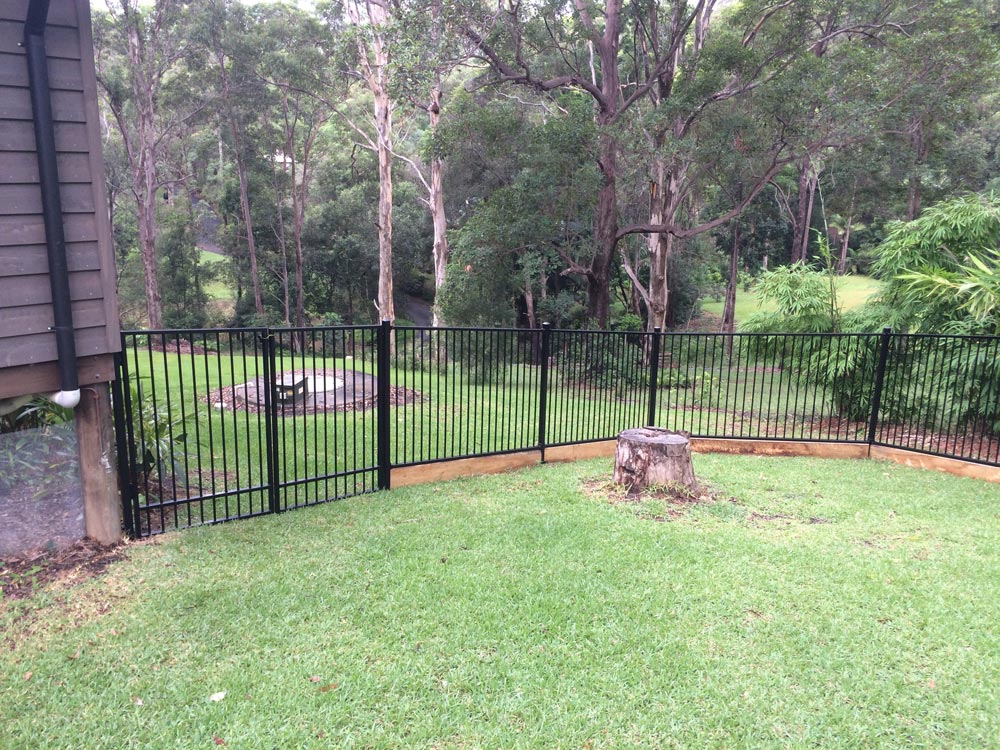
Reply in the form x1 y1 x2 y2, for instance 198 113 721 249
701 275 881 323
3 455 999 749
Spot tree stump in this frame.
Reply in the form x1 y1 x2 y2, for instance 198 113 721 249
613 428 696 493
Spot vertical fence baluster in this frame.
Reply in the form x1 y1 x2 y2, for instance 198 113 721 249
111 349 137 538
538 323 551 461
261 330 280 515
647 327 662 427
377 320 392 490
867 327 893 446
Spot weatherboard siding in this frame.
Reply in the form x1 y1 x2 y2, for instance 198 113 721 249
0 0 119 400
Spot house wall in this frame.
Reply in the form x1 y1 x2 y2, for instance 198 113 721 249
0 0 120 401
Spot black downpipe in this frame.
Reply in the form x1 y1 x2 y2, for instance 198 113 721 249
24 0 78 394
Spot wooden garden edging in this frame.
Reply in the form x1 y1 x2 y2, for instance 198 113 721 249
388 438 1000 486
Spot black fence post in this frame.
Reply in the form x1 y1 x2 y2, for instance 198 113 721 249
867 327 893 446
110 349 137 538
261 329 281 514
377 320 392 490
538 323 551 462
648 326 662 427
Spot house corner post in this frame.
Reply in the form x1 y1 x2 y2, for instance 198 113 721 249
77 381 122 544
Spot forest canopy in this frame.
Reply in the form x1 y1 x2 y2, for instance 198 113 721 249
94 0 1000 334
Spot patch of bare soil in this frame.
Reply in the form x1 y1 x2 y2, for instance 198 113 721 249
582 478 722 521
1 539 126 603
149 339 209 355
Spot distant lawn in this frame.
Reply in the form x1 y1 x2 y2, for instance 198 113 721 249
3 455 999 749
701 274 881 323
199 248 234 303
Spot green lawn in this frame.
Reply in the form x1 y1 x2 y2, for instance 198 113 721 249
3 455 999 749
199 249 234 303
701 274 881 323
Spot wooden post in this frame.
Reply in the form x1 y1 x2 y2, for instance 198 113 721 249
75 382 121 544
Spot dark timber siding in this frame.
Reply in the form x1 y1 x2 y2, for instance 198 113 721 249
0 0 119 400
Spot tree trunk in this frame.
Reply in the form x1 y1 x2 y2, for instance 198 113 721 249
586 16 623 330
588 125 617 328
722 222 739 338
613 428 696 493
838 180 856 274
906 117 927 221
646 161 686 333
792 160 811 263
374 86 394 325
271 162 291 325
351 1 395 328
216 48 264 319
136 141 162 329
906 175 922 221
234 151 264 316
523 285 536 330
429 81 449 327
801 171 818 261
125 13 162 329
646 156 667 332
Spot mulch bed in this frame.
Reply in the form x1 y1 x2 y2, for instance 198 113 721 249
149 339 209 355
1 539 126 602
206 370 424 415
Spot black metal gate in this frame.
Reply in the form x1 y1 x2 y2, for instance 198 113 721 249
112 326 383 537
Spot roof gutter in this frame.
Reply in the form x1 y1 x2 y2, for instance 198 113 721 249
24 0 80 409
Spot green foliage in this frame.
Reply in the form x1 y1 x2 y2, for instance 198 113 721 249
124 381 196 501
0 399 76 494
0 397 73 434
158 209 212 329
694 370 721 408
868 193 1000 332
741 262 839 334
558 338 647 397
657 368 692 390
440 94 598 328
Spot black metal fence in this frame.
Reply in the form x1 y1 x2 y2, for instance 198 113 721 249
113 324 1000 537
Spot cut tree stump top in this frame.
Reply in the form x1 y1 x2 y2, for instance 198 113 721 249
618 428 690 452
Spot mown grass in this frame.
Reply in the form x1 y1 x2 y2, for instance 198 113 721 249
2 455 999 749
700 274 881 323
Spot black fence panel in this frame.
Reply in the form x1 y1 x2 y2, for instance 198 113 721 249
117 326 378 537
545 328 652 447
117 329 272 537
391 326 541 465
874 333 1000 465
114 325 1000 538
270 327 380 512
650 332 879 443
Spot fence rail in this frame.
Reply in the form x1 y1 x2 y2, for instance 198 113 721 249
113 324 1000 537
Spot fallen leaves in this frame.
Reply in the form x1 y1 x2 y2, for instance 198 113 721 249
213 736 227 745
23 671 32 681
209 691 227 702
